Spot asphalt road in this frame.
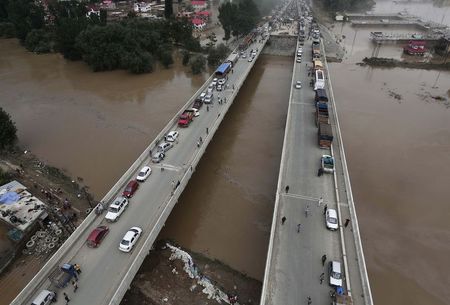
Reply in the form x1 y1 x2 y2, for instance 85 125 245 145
262 20 346 305
21 37 270 305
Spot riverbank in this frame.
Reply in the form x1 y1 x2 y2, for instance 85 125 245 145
123 240 261 305
0 148 93 305
361 57 450 70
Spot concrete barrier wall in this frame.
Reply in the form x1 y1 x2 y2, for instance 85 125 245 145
262 35 298 56
259 38 299 305
322 42 374 305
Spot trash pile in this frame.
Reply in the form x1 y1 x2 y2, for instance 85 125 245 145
166 243 235 304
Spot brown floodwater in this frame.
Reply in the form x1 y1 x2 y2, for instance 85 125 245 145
160 56 291 280
0 39 292 281
0 39 209 197
329 2 450 304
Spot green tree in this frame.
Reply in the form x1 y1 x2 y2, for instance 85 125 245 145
181 50 190 66
24 28 54 53
7 0 45 41
164 0 173 18
207 43 229 67
0 21 15 37
190 54 206 74
123 50 153 73
160 50 173 68
0 0 9 21
218 2 237 41
0 107 17 150
55 17 89 60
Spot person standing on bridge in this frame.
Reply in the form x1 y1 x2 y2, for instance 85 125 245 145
285 185 290 193
323 204 328 215
281 216 287 225
297 223 301 233
304 205 310 218
307 296 312 305
321 254 327 266
72 280 78 292
318 196 323 207
344 218 351 228
64 292 70 304
319 272 325 284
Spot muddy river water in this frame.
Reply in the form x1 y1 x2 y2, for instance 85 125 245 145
1 0 450 303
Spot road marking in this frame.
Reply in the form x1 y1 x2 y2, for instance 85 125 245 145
152 164 182 172
291 101 314 106
281 192 325 202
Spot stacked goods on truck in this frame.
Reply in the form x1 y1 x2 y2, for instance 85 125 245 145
313 60 323 70
318 123 333 148
315 88 328 102
239 31 257 50
333 295 353 305
315 101 329 125
226 53 239 66
178 109 195 127
49 263 77 288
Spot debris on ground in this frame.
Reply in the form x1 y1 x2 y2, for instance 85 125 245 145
122 240 261 305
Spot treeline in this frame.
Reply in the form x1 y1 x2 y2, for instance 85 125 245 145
317 0 375 12
0 0 202 73
218 0 260 41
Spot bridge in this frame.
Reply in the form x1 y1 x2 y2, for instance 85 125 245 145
370 32 444 43
11 27 272 305
260 3 373 305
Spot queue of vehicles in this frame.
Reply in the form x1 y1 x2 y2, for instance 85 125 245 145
30 30 264 304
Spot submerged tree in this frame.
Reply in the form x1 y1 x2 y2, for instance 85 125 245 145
0 107 17 150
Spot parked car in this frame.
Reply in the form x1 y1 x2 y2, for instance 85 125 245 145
325 209 338 230
295 81 302 89
242 54 247 59
122 180 139 198
296 57 302 63
204 93 213 104
218 78 226 85
152 152 165 163
157 142 173 152
31 290 57 305
329 261 343 287
105 196 129 222
119 227 143 253
188 108 200 117
136 166 152 182
217 84 223 91
86 225 109 248
166 131 179 142
199 92 206 100
211 78 218 86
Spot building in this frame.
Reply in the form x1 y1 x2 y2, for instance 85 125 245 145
192 18 206 30
403 40 427 55
191 0 207 11
0 181 48 233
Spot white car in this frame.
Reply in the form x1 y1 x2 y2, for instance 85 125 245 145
248 57 253 62
325 209 338 230
199 92 206 100
211 78 218 86
296 57 302 63
166 131 179 142
218 78 226 85
119 227 142 253
329 261 343 287
188 108 200 117
136 166 151 182
216 84 223 91
295 81 302 89
105 196 129 222
242 54 247 58
157 142 173 152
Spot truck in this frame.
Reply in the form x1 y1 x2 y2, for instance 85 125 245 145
48 263 77 288
178 109 195 127
315 101 329 126
226 53 239 66
318 123 333 148
315 88 328 102
321 154 335 173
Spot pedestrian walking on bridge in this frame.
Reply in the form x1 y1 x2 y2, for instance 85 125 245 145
321 254 327 266
304 205 310 218
318 196 323 207
285 185 290 193
307 296 312 305
297 223 301 233
281 216 287 225
64 293 70 304
320 272 325 284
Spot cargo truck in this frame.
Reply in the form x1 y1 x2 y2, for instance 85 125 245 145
178 109 195 127
318 123 333 148
48 263 77 288
315 88 328 102
315 101 329 126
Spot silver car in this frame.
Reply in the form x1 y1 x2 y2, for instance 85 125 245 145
157 142 173 152
152 152 165 163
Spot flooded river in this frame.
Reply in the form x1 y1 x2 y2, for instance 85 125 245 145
1 0 450 301
328 1 450 304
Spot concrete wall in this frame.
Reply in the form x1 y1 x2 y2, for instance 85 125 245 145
262 35 297 56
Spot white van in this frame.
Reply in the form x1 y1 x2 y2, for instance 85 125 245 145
31 290 57 305
328 261 343 287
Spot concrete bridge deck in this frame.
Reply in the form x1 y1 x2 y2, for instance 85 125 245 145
12 34 270 305
260 4 373 305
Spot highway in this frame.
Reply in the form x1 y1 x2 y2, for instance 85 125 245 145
13 34 270 305
260 2 372 305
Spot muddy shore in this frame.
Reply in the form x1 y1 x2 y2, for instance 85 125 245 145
361 57 450 70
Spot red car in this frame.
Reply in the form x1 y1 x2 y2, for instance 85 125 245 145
87 225 109 248
123 180 139 198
